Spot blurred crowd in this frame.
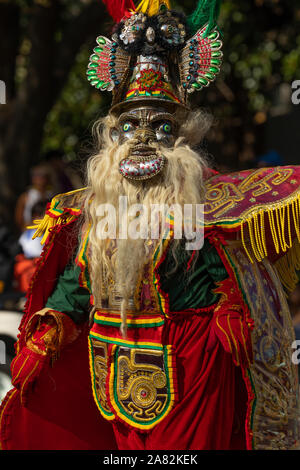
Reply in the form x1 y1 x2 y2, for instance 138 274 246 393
0 152 82 311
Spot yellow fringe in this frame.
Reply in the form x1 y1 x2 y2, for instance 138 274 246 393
28 212 78 245
241 193 300 265
136 0 171 16
27 188 85 245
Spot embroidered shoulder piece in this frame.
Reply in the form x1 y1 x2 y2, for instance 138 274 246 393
204 165 300 269
179 24 223 93
29 187 87 244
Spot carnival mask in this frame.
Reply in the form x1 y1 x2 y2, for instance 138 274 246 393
111 106 178 181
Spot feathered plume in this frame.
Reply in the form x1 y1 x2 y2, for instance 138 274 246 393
101 0 136 23
136 0 171 16
187 0 222 37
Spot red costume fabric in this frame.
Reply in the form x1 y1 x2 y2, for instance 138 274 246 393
0 217 248 450
0 220 117 450
2 163 300 450
1 313 247 450
112 310 247 450
1 328 117 450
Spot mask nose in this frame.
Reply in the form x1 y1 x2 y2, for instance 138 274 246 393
134 128 155 145
145 27 155 44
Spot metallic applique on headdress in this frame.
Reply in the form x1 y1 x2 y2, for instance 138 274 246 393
86 0 223 111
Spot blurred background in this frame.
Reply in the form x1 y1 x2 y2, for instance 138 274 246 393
0 0 300 397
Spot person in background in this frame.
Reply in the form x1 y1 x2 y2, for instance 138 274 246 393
256 149 284 168
15 165 53 232
45 150 82 195
14 200 47 295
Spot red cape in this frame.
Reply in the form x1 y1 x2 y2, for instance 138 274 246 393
0 219 117 450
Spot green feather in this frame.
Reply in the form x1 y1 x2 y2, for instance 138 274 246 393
187 0 222 37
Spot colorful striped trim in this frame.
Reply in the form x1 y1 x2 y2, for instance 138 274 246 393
88 336 115 421
76 224 92 293
125 88 181 103
152 217 175 316
89 331 163 350
94 312 165 328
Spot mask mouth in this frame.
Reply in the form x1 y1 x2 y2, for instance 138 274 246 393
119 153 166 181
131 144 157 156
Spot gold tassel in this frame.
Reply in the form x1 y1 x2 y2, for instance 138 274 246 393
27 188 84 245
241 193 300 265
27 204 79 245
28 213 77 245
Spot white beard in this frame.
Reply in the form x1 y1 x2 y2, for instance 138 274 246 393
83 122 208 335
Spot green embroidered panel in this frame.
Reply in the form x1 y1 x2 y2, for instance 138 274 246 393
158 239 228 311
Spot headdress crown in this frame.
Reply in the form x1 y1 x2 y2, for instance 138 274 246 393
87 0 223 111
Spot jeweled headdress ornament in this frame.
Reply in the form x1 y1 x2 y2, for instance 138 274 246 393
87 0 223 112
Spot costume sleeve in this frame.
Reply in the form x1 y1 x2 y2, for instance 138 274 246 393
11 261 89 405
45 262 91 324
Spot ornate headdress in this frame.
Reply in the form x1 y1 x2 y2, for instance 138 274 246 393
87 0 223 113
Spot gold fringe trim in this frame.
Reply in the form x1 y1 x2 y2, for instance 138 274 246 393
241 193 300 264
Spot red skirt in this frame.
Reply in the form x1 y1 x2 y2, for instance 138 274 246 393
0 312 248 450
113 311 248 450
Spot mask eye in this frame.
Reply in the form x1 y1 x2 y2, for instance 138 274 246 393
162 122 172 134
122 122 134 133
